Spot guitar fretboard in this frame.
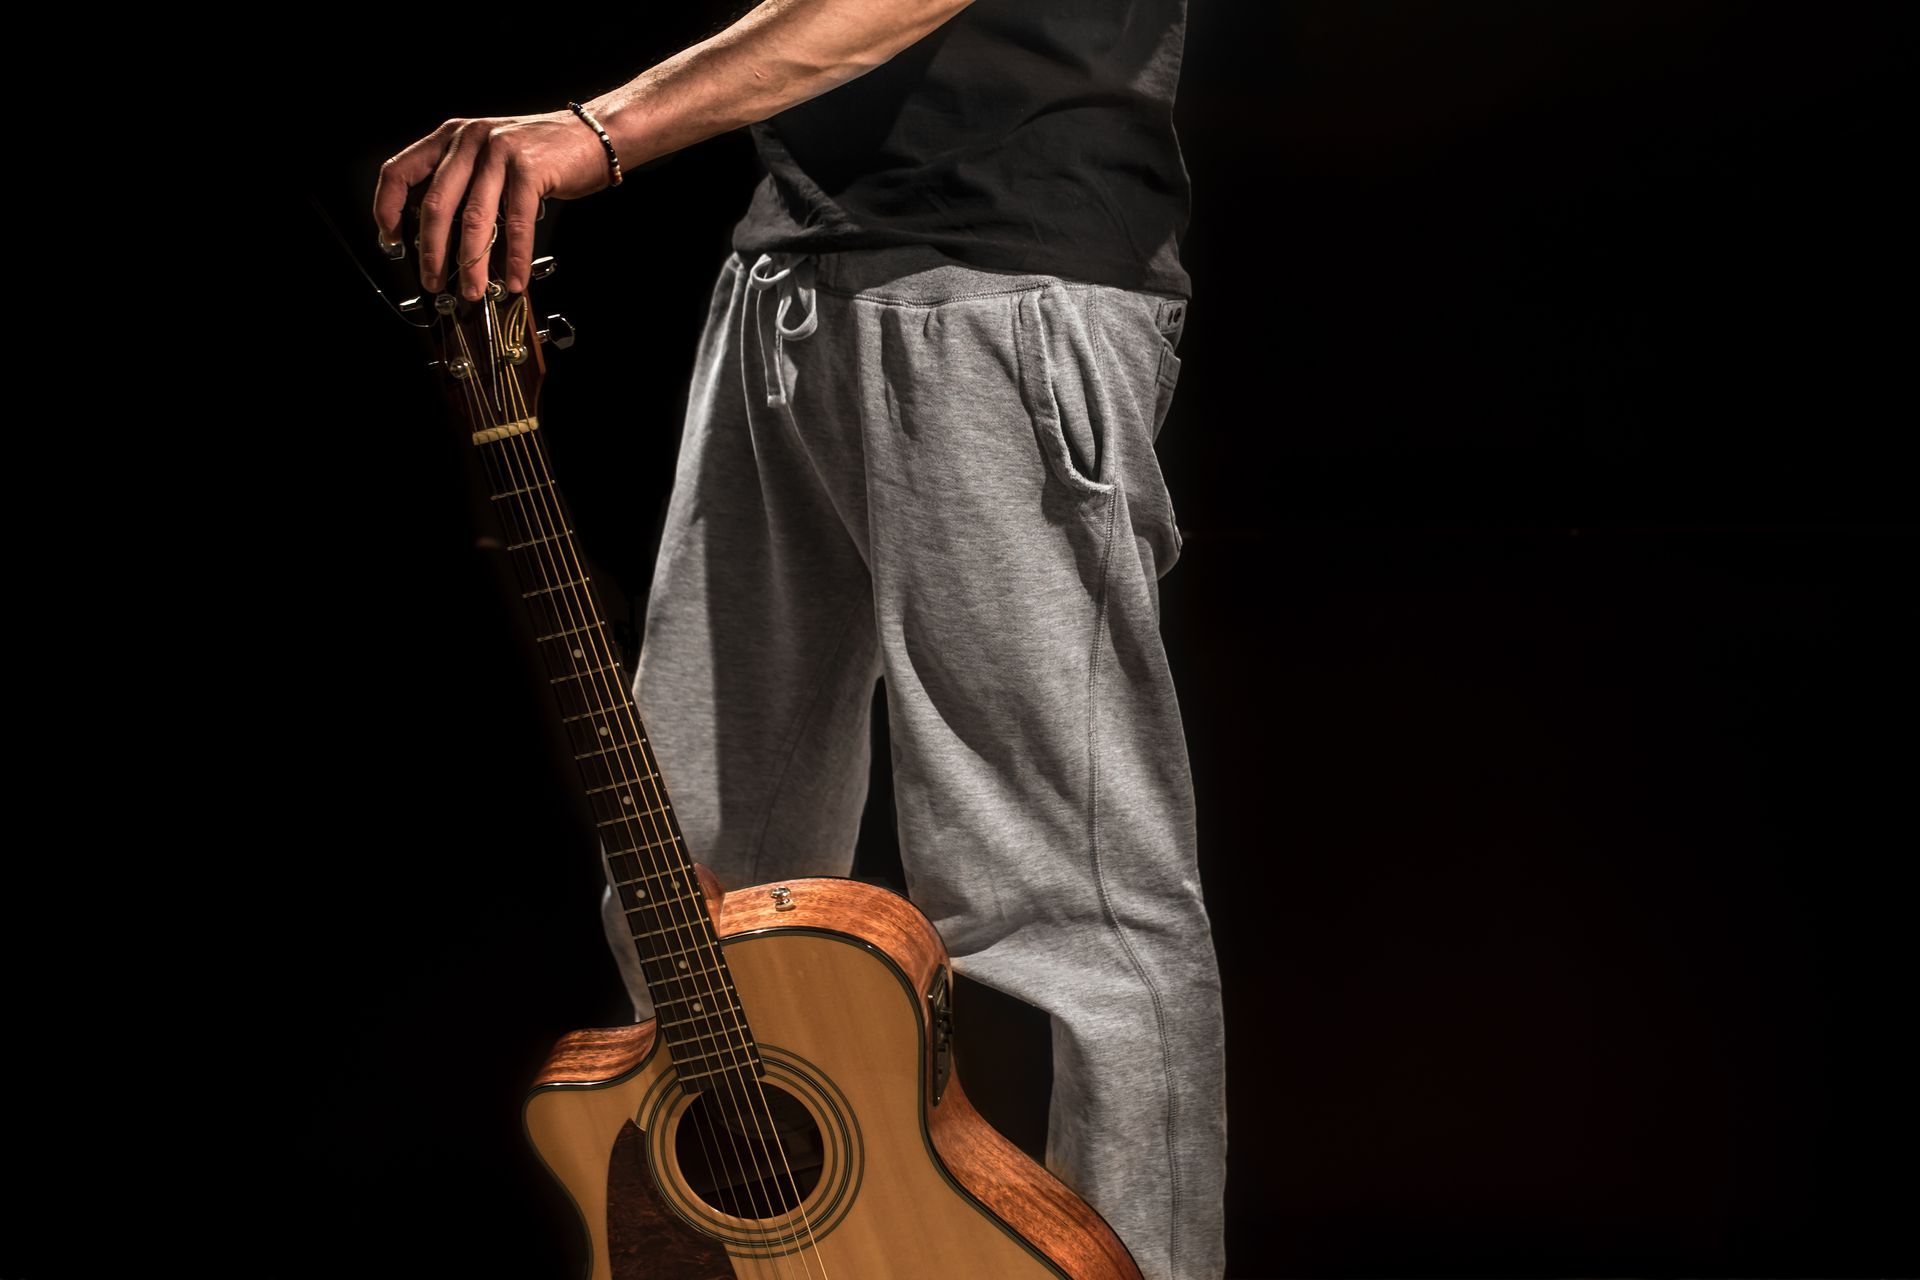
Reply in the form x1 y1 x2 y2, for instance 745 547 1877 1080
474 410 763 1094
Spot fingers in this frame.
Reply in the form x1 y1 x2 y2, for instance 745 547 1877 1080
371 118 460 254
457 140 509 301
373 115 553 298
416 121 487 293
502 168 541 295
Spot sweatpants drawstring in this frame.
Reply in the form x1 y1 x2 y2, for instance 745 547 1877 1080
747 251 819 408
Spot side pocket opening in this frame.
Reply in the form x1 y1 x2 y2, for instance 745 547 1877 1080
1011 286 1116 499
1151 335 1183 444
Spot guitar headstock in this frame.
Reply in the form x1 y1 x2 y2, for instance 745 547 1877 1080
384 200 574 444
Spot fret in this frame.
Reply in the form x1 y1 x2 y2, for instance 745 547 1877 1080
610 852 687 882
615 879 700 912
656 972 737 1000
631 918 718 941
622 892 704 912
611 865 694 886
521 577 589 598
562 703 633 724
664 1022 753 1050
659 1008 743 1030
586 779 660 797
590 788 668 811
648 987 741 1016
508 529 575 552
549 664 622 686
491 480 554 501
579 771 656 802
576 741 648 761
652 997 741 1020
677 1061 764 1086
655 986 736 1010
596 805 671 827
536 622 604 644
606 844 691 875
639 941 725 966
669 1043 758 1070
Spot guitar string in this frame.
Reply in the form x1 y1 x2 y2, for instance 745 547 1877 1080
484 377 827 1280
448 314 786 1268
393 212 809 1270
465 298 829 1278
483 355 829 1280
465 332 801 1279
486 353 830 1280
449 318 779 1258
477 400 784 1266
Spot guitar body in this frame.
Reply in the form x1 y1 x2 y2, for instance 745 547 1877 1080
525 874 1142 1280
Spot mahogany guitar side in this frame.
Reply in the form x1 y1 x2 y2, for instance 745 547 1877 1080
524 874 1144 1280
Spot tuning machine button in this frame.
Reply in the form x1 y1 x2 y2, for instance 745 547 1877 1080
531 256 557 281
539 314 576 350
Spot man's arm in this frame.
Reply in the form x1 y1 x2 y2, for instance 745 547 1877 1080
373 0 973 302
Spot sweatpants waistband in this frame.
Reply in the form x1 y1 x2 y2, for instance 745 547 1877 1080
728 243 1187 337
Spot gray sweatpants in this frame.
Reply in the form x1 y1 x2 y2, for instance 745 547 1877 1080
597 243 1227 1280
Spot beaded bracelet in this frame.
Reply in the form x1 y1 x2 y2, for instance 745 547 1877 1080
566 101 624 189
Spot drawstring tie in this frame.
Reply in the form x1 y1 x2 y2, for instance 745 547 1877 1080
747 251 819 408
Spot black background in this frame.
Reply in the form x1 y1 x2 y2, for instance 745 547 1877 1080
15 4 1913 1277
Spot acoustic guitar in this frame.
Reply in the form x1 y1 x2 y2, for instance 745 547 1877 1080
390 205 1145 1280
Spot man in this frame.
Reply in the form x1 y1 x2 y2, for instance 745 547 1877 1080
372 2 1225 1277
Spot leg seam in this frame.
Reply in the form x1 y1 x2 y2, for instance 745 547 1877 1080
1084 485 1184 1274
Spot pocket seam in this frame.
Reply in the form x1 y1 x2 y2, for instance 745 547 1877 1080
1011 288 1116 499
1155 337 1183 390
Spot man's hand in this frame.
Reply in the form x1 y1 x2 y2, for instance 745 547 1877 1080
372 0 974 302
372 112 610 301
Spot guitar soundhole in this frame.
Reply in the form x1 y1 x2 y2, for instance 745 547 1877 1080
671 1083 826 1219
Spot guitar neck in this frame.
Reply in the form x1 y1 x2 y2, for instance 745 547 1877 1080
471 413 764 1093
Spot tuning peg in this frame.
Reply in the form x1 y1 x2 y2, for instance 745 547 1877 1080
537 197 549 222
539 314 576 350
399 294 428 314
531 256 557 281
378 233 406 261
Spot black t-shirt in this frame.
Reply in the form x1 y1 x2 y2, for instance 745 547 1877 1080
730 0 1194 300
